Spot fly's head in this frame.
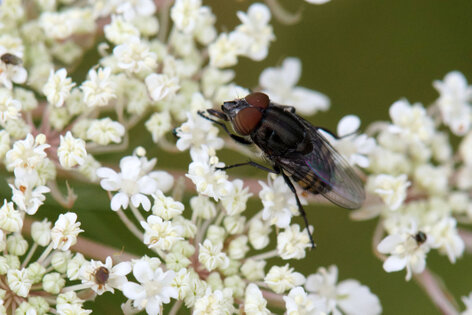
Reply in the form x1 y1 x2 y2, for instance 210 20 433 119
221 92 270 136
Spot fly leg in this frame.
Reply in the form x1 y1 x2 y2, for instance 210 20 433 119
276 165 316 249
197 111 252 145
217 161 278 173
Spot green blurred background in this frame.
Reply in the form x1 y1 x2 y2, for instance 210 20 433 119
2 0 472 314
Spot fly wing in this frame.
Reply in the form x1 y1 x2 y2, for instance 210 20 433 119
276 116 365 209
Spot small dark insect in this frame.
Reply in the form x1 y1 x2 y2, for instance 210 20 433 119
198 92 365 248
1 53 22 66
94 266 110 285
414 231 427 245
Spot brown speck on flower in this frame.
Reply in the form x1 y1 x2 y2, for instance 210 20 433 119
94 266 110 285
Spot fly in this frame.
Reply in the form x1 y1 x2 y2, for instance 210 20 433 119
198 92 365 248
1 53 22 66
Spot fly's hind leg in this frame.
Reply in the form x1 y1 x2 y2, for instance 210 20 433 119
276 165 317 249
217 161 278 173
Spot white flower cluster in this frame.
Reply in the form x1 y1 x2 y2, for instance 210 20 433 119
342 71 472 283
2 0 469 314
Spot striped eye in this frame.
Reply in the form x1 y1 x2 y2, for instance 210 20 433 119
245 92 269 109
233 107 263 135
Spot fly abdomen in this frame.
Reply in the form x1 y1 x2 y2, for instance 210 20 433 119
291 165 330 195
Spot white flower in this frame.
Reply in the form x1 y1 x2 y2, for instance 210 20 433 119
208 32 245 68
190 195 217 219
79 257 131 295
44 272 66 294
433 71 472 135
58 131 87 169
7 268 33 297
0 59 27 90
235 3 274 61
388 99 435 142
241 259 266 281
122 260 177 315
265 264 305 294
39 11 75 39
43 68 75 107
305 265 382 315
80 67 116 107
244 283 270 315
104 15 140 45
223 215 245 235
141 215 183 251
31 219 51 246
413 164 449 196
56 303 92 315
201 67 234 98
116 0 156 20
145 73 180 102
459 131 472 165
51 212 83 251
259 57 330 115
377 229 431 280
306 0 331 4
277 224 311 260
193 288 235 315
228 235 249 260
151 190 184 220
0 91 21 123
0 129 10 158
329 115 376 168
462 292 472 315
145 111 172 143
0 199 23 232
7 234 27 256
221 179 252 216
170 0 202 34
259 175 301 228
175 113 224 153
198 239 229 271
5 133 50 171
186 147 232 201
283 286 318 315
113 36 157 74
194 6 217 45
368 174 410 210
10 168 50 215
248 218 271 250
428 217 464 263
96 155 158 211
87 118 125 145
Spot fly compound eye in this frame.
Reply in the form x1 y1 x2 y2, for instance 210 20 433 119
234 107 263 135
245 92 270 109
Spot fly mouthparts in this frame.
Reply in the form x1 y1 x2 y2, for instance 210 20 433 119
207 109 229 121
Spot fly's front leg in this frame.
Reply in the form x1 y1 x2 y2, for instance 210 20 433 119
276 165 316 249
197 110 252 145
217 161 278 173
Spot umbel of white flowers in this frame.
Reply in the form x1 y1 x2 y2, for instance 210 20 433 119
0 0 470 314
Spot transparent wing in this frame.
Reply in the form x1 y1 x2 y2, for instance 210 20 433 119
276 116 365 209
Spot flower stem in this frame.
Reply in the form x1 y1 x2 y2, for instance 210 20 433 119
36 243 54 265
130 204 146 224
413 269 459 315
264 0 302 25
169 300 183 315
116 209 144 241
21 242 38 269
247 249 278 261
